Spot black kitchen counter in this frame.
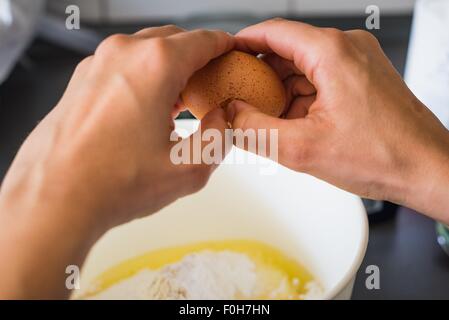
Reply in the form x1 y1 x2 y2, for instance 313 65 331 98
1 16 448 299
353 207 449 299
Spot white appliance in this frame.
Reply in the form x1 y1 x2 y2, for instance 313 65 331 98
405 0 449 128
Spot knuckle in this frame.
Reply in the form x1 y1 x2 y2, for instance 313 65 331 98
348 29 381 48
148 37 173 58
323 27 345 38
354 29 377 40
192 29 216 41
96 34 130 56
136 24 183 36
351 29 371 37
322 28 351 56
144 37 175 73
362 31 381 47
75 56 93 73
348 30 381 64
267 17 286 24
165 24 184 33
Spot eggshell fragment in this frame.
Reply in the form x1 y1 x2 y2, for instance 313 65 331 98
182 50 286 120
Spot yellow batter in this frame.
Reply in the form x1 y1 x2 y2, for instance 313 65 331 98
81 239 321 300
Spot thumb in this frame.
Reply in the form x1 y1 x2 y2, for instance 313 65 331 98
183 107 232 168
226 100 311 171
172 108 232 195
226 100 284 132
198 107 233 165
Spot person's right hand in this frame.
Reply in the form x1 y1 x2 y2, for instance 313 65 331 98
229 19 449 222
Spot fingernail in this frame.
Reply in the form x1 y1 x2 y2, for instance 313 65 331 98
226 101 237 123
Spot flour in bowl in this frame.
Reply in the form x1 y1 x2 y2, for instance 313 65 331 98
90 251 257 300
87 250 323 300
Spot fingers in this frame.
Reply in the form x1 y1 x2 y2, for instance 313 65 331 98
226 100 312 170
171 97 188 119
262 53 303 80
167 29 235 80
235 19 323 81
125 27 235 84
284 75 316 108
285 95 316 119
260 52 316 117
98 26 234 111
260 51 316 119
199 107 233 164
172 108 232 195
227 100 288 133
226 100 284 154
171 105 185 119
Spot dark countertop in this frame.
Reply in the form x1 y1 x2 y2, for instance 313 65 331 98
1 16 448 299
353 208 449 299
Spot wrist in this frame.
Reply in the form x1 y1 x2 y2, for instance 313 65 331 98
398 133 449 223
0 158 107 239
0 172 102 298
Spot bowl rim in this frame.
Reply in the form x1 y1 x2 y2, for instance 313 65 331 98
175 119 370 300
323 198 369 299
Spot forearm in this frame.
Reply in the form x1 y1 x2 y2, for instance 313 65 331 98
411 154 449 224
397 129 449 224
0 178 99 299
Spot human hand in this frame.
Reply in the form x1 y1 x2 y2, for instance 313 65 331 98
0 26 233 298
229 19 449 221
1 26 233 232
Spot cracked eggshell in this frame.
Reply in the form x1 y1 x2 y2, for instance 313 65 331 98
182 50 286 120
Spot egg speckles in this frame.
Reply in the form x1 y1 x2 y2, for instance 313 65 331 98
182 50 286 120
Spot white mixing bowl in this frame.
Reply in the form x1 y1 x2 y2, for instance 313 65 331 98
78 120 369 300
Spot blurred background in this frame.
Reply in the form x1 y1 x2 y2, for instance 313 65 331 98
0 0 448 299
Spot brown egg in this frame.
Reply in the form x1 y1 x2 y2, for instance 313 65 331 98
182 50 286 120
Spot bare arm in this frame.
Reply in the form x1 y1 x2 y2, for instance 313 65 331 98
230 19 449 223
0 26 234 299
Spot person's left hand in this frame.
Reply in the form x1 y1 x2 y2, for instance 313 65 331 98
0 26 233 298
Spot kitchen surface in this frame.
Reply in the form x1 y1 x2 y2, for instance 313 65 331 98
1 1 449 300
